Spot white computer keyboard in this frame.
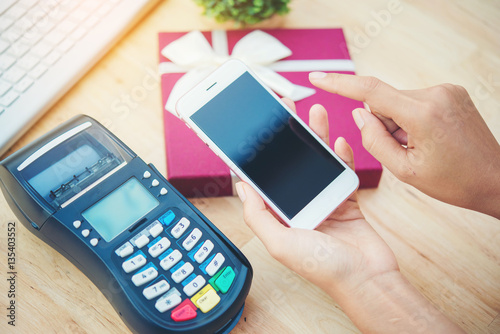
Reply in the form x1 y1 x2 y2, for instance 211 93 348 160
0 0 156 156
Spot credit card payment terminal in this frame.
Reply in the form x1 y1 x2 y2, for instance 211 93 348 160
0 115 252 334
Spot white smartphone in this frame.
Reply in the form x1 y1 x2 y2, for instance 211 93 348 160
176 59 359 229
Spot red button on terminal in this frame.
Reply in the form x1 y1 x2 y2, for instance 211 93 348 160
171 299 197 322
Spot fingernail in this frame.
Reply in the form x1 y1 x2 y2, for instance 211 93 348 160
309 72 327 79
352 109 365 129
235 182 246 202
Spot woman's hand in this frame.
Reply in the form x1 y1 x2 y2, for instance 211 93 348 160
310 72 500 219
236 99 464 333
235 99 398 299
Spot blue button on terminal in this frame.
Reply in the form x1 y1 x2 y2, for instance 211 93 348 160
158 210 176 226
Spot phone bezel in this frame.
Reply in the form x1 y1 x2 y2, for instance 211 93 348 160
176 59 359 229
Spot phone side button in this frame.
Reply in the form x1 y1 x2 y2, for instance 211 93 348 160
206 144 218 157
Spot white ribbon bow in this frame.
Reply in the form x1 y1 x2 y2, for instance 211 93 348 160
160 30 355 115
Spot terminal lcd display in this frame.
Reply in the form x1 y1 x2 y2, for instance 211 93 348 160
82 177 158 242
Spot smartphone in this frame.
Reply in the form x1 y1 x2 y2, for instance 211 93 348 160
176 60 359 229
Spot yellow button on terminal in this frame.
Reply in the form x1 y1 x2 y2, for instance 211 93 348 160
190 284 220 313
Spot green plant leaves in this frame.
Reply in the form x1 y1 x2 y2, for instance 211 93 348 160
194 0 291 25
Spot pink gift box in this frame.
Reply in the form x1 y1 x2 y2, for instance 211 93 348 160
159 28 382 197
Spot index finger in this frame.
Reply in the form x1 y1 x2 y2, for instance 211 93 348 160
309 72 411 122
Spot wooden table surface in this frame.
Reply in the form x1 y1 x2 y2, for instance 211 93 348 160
1 0 499 333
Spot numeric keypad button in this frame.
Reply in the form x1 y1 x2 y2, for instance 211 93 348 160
159 249 182 270
206 253 225 276
194 240 214 263
155 292 182 313
183 275 206 297
182 228 202 251
122 253 146 273
172 262 194 283
171 218 190 238
143 280 170 300
149 237 170 258
132 266 158 286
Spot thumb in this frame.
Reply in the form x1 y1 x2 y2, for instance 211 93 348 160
235 182 289 255
353 108 407 174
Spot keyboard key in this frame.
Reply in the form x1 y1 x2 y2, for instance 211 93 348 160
0 54 16 71
31 42 53 58
183 275 206 297
155 291 182 313
57 38 75 53
172 262 194 283
83 15 100 30
7 41 30 57
43 50 61 65
48 7 69 21
69 9 90 24
132 265 158 287
122 252 146 274
182 228 202 251
0 90 18 107
44 30 65 46
97 3 113 17
148 237 170 258
0 17 14 31
206 253 225 276
14 76 34 92
23 6 47 28
0 81 12 96
0 1 16 16
57 19 77 35
143 280 170 300
5 5 27 20
59 0 79 11
17 54 39 71
29 63 48 79
3 66 25 83
81 1 101 12
2 27 22 44
36 19 56 36
171 218 190 238
70 27 87 41
22 28 44 45
159 249 182 270
194 240 214 264
18 0 38 10
11 17 34 36
0 39 9 53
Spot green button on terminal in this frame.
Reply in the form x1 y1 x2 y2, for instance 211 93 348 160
213 266 235 294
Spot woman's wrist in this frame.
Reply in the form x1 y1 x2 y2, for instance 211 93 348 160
330 271 464 334
474 158 500 220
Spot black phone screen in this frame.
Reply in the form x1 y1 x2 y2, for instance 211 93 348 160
191 72 345 219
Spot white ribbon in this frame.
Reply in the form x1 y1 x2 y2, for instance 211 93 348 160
160 30 355 115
